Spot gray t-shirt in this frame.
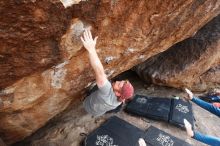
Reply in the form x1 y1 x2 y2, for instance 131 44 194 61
83 80 122 117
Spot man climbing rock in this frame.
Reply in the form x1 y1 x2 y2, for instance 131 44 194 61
81 29 134 117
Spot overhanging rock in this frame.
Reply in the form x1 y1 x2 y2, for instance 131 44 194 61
0 0 220 144
135 15 220 91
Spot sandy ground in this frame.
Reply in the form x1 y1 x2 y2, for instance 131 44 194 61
14 71 220 146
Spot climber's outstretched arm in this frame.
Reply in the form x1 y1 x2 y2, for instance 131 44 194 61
81 29 107 88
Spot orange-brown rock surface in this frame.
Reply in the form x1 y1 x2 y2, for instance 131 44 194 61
135 15 220 91
0 0 220 144
0 138 6 146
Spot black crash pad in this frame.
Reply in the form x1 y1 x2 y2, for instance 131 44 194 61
144 126 192 146
125 95 172 121
83 116 145 146
169 99 194 129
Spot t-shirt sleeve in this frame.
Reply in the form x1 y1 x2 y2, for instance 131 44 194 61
98 80 112 95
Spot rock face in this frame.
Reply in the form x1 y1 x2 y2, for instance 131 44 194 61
0 138 6 146
0 0 70 90
135 15 220 91
0 0 220 144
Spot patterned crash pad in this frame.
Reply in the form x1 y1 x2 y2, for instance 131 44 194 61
83 116 191 146
169 99 194 129
83 116 145 146
125 95 194 128
125 95 171 121
144 126 192 146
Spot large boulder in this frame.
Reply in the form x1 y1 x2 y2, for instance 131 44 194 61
135 15 220 91
0 0 220 144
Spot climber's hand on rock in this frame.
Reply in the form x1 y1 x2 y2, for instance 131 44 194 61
81 29 98 53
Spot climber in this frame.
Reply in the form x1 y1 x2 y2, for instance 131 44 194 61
80 29 134 117
183 88 220 146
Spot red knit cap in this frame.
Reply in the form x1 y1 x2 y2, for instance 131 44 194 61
120 81 134 100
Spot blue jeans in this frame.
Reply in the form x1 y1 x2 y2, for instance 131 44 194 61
193 132 220 146
192 97 220 145
192 96 220 117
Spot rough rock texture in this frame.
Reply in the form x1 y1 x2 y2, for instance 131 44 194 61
0 0 220 144
0 138 6 146
0 0 70 90
135 15 220 91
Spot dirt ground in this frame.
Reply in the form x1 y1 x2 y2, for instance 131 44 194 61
14 71 220 146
